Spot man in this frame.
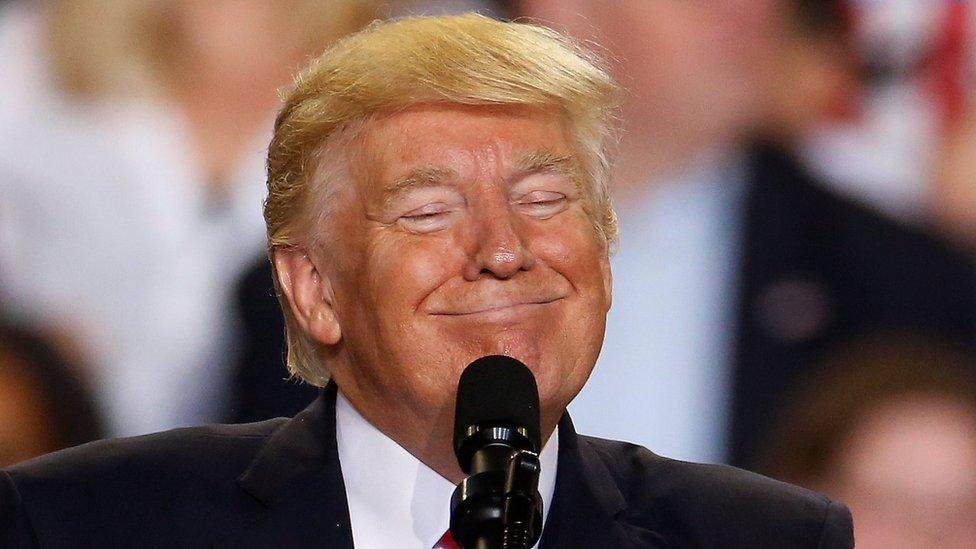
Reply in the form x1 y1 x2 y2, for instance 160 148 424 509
0 15 852 548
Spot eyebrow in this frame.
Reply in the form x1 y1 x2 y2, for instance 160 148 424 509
383 166 459 205
381 151 582 206
513 151 581 179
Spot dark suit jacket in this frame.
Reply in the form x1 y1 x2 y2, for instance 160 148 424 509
730 143 976 466
1 385 851 548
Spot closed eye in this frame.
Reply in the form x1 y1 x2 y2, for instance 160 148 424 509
398 203 456 232
514 191 568 218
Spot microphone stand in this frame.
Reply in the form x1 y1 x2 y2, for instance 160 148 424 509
451 447 542 549
450 357 544 549
501 450 542 549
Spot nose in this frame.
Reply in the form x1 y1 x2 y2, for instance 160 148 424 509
463 201 536 281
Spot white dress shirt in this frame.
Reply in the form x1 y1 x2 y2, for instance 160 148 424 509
336 392 558 549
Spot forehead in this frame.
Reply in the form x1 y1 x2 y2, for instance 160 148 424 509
352 104 574 191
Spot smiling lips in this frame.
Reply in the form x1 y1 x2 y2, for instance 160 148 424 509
429 294 567 317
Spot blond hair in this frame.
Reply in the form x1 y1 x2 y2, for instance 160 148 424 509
266 13 620 386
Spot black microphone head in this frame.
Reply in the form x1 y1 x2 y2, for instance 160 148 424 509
453 355 541 466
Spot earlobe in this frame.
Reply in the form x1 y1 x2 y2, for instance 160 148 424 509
273 248 342 346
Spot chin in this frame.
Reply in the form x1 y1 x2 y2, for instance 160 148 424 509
537 361 586 403
416 327 593 399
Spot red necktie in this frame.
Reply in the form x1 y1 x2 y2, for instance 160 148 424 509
435 530 461 549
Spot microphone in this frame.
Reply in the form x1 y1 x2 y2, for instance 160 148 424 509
450 355 544 549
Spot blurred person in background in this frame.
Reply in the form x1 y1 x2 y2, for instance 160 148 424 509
395 0 505 16
505 0 976 467
757 334 976 548
806 0 976 222
0 0 380 436
0 321 105 468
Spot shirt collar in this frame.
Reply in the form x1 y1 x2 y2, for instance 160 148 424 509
336 391 558 548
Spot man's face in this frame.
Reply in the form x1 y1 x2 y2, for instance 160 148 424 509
318 104 611 428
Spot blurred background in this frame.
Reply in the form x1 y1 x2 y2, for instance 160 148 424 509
2 0 976 545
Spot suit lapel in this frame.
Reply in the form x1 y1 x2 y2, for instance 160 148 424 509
541 415 669 548
216 386 669 548
215 384 354 548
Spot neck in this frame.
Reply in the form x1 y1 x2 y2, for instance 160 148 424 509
334 377 464 483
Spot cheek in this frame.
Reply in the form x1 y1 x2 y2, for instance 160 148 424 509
531 218 609 294
365 235 465 312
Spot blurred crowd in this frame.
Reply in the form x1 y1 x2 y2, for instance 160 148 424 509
2 0 976 546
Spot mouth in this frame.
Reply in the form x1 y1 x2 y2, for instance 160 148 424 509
430 296 566 319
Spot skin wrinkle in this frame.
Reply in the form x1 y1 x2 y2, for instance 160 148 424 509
383 166 459 208
379 150 583 214
312 113 592 282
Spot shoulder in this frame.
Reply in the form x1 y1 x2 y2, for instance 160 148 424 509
746 142 976 336
6 419 283 486
579 435 853 548
1 420 286 547
750 141 968 265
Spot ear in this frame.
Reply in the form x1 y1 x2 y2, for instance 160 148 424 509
600 255 612 311
273 248 342 346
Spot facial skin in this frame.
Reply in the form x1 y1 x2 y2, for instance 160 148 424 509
821 397 976 549
276 104 612 481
